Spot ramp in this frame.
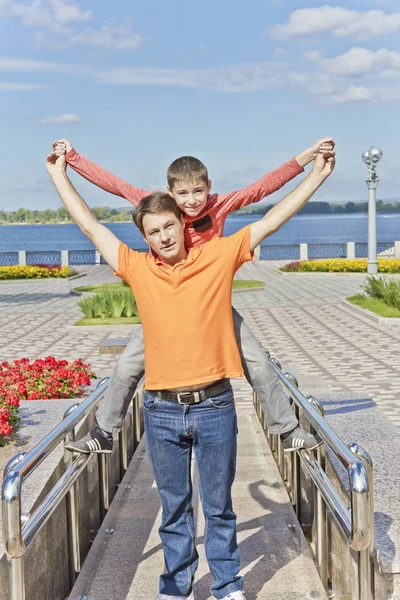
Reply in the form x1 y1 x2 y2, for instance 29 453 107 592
69 406 327 600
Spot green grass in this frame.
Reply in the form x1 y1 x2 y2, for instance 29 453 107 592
347 295 400 318
232 280 264 289
74 279 264 294
75 316 142 326
74 282 128 293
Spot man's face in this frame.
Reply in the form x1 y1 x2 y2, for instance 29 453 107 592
169 178 211 217
142 211 186 264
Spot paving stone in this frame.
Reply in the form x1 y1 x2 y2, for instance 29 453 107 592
1 262 399 425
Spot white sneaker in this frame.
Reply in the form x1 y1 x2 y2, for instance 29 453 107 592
220 592 246 600
157 593 194 600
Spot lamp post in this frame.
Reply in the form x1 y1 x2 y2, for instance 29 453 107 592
361 145 383 274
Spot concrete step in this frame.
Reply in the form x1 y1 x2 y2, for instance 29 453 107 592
69 407 328 600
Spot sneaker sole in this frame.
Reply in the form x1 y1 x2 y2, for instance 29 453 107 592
64 444 113 455
283 440 323 453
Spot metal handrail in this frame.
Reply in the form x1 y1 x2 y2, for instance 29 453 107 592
255 349 374 600
2 377 144 600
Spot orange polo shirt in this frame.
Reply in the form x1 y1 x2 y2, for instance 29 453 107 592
115 225 253 390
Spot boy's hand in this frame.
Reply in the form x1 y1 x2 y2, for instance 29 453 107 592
310 153 335 181
296 137 335 168
52 139 73 156
46 152 67 177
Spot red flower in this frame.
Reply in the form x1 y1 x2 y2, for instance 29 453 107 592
0 356 96 444
0 422 12 436
0 407 11 422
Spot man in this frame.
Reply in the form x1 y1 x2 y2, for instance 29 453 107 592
54 137 334 456
46 149 334 600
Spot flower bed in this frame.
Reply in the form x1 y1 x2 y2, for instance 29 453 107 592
280 258 400 273
0 356 96 444
0 265 77 279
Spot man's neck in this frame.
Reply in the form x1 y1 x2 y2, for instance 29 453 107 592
159 247 188 266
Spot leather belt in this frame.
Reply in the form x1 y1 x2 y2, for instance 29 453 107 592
155 379 230 405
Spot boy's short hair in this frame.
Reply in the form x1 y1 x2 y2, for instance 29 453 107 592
167 156 209 189
133 192 183 234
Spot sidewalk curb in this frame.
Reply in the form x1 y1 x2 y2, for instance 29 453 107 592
340 298 400 325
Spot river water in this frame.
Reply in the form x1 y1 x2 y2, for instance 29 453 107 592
0 214 399 252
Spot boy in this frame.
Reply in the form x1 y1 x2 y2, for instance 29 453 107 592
55 137 334 454
47 149 335 600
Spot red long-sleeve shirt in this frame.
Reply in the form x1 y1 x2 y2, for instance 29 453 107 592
66 148 304 248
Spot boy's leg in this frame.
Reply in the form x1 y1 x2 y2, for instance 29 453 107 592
97 328 144 432
143 392 198 597
65 328 145 454
232 307 296 434
193 386 243 599
232 308 320 451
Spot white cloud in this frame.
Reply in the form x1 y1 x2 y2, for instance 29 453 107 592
0 1 142 51
0 82 48 90
0 56 69 71
330 85 371 104
268 6 400 41
0 0 91 28
96 63 308 93
273 47 290 58
49 0 91 25
37 113 81 124
62 26 143 50
305 47 400 77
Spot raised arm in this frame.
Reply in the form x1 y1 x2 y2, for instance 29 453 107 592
217 137 335 214
53 139 150 207
46 152 121 271
249 154 335 251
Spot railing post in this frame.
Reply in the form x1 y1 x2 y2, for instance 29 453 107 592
119 417 128 477
349 443 374 600
347 242 355 259
61 250 69 267
300 243 308 261
18 250 27 266
253 245 261 260
308 396 328 588
291 403 301 517
134 392 142 444
2 457 26 600
394 241 400 258
64 403 81 585
99 455 110 519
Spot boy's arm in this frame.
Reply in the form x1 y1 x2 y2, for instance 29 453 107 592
249 154 335 251
46 152 121 270
54 139 150 207
217 137 335 214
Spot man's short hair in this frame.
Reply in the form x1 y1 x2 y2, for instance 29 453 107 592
167 156 209 189
133 192 183 234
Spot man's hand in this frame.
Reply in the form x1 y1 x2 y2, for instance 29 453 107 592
249 150 336 250
310 153 335 181
46 152 67 177
296 137 335 168
52 139 73 156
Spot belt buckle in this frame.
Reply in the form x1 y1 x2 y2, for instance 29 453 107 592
177 391 201 405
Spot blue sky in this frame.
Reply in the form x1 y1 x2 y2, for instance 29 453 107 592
1 0 400 211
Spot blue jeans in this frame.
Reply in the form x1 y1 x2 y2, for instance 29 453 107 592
143 384 243 599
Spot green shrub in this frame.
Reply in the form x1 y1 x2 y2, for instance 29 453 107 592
78 291 138 319
362 276 400 310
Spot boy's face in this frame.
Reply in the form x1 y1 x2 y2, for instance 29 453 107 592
142 210 186 265
169 178 211 218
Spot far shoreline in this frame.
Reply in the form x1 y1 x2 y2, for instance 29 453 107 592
1 212 400 226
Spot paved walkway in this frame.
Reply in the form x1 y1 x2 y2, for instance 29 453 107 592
1 262 399 426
